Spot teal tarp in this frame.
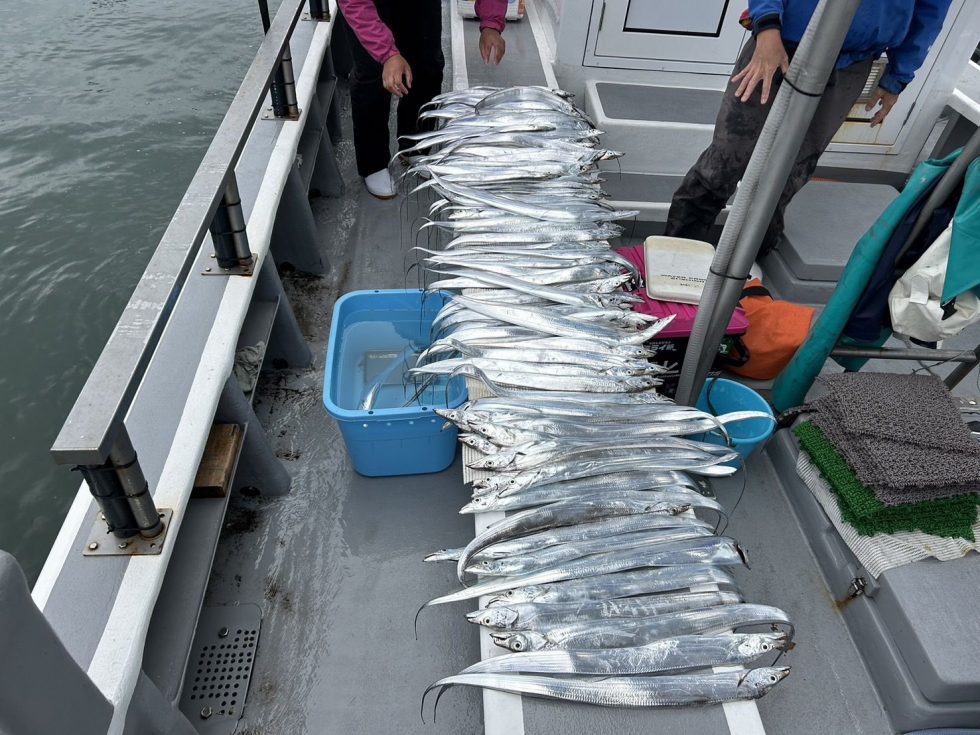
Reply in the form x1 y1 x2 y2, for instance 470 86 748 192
771 151 958 411
944 156 980 303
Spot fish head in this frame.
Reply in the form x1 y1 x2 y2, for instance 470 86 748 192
466 558 506 575
490 631 545 652
487 586 546 605
497 471 539 496
435 408 460 422
738 667 791 698
465 607 518 629
737 632 791 659
460 495 494 514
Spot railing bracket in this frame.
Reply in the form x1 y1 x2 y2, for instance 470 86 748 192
203 256 255 277
83 508 173 557
262 108 302 121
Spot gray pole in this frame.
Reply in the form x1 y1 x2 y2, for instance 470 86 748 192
674 0 862 405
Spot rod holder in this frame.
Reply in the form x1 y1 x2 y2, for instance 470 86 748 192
307 0 330 20
110 430 164 539
271 44 301 120
77 463 141 539
207 176 255 275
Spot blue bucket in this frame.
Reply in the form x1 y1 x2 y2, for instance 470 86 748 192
323 289 467 477
695 378 775 463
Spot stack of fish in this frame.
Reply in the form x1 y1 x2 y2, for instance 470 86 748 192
405 86 792 716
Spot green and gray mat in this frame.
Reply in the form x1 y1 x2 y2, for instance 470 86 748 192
810 373 980 505
794 421 978 541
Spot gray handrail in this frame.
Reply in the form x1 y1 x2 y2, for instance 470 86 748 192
51 0 309 467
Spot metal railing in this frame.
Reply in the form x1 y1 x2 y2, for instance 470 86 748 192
51 0 325 540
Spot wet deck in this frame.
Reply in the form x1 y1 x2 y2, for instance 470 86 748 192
198 6 978 735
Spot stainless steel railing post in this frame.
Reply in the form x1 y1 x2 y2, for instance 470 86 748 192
209 175 255 270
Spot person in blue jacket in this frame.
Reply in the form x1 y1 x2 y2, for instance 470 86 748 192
665 0 954 256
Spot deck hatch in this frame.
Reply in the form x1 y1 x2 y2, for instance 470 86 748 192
179 603 262 733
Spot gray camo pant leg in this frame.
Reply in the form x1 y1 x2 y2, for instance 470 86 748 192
665 38 874 255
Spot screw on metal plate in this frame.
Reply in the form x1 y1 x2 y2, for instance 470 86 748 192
200 706 213 720
83 508 174 557
218 627 229 639
202 259 254 277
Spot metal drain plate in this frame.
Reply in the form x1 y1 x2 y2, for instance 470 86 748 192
179 604 262 734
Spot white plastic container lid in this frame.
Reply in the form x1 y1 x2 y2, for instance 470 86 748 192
644 236 715 305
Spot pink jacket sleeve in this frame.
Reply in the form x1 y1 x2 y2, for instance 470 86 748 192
338 0 400 64
339 0 508 66
475 0 508 33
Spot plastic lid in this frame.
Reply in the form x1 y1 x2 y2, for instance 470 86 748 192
619 245 749 337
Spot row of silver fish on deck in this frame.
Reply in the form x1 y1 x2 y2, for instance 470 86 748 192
405 86 792 719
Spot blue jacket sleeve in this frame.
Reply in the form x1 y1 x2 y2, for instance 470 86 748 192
748 0 784 24
880 0 953 94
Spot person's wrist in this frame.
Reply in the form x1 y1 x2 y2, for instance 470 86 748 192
755 28 782 47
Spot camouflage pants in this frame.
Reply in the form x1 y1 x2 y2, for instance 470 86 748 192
665 39 875 256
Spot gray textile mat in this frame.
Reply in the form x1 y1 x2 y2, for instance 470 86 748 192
811 373 980 504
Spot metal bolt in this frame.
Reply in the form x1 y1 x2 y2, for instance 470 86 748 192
218 626 229 638
88 542 99 551
205 267 212 273
118 540 130 549
200 706 213 720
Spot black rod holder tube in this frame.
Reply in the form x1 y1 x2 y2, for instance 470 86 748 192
308 0 330 20
109 430 163 539
77 464 141 539
209 176 254 268
274 45 300 120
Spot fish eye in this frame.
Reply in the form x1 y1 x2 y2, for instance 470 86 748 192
513 641 523 650
484 617 492 625
769 675 777 683
762 643 771 651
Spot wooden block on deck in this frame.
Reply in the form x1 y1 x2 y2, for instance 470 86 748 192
193 424 244 497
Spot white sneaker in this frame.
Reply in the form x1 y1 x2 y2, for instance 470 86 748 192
364 168 397 199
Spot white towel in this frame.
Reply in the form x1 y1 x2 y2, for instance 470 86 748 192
795 452 980 578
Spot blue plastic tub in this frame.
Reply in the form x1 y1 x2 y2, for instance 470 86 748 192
695 378 775 464
323 289 467 477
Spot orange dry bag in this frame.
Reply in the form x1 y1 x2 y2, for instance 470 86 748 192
728 279 816 380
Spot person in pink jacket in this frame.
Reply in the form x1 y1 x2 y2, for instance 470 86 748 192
339 0 508 198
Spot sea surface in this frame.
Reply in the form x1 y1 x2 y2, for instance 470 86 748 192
0 0 282 583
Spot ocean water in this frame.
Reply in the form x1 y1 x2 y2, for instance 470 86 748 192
0 0 281 583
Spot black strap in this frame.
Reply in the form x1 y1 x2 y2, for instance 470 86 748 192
741 285 772 300
709 266 753 281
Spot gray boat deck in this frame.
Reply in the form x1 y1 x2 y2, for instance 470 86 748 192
197 7 979 735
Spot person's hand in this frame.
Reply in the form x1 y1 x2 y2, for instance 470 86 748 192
383 54 412 97
865 87 900 127
480 28 505 65
731 29 789 104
